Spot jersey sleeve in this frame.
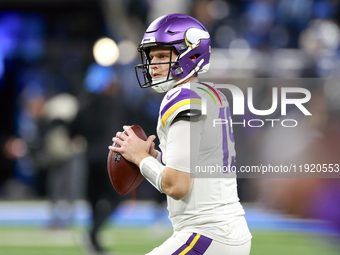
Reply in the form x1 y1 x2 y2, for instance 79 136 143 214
165 117 203 173
160 87 202 129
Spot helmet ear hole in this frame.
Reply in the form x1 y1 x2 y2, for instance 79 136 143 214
190 54 200 61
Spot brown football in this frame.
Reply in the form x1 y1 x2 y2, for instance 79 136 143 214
107 125 146 195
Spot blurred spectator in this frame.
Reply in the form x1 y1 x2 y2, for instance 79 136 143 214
42 93 86 228
0 52 27 197
16 81 47 198
299 19 340 78
16 79 87 225
0 31 16 191
70 63 127 254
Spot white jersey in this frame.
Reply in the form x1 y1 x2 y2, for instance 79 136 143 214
156 81 251 245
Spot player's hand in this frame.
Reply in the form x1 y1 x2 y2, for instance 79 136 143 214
149 141 158 159
109 125 156 166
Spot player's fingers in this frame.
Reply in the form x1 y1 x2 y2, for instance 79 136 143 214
123 125 134 137
149 141 155 155
114 131 128 141
114 132 121 140
112 137 123 147
108 145 120 152
119 131 129 140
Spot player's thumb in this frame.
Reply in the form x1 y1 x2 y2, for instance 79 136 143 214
146 135 156 152
147 135 156 144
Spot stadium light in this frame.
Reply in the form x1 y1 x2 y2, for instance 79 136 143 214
93 37 119 66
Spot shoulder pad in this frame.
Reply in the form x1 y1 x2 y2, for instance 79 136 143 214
172 109 202 125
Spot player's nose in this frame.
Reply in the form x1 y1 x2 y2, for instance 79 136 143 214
150 61 159 69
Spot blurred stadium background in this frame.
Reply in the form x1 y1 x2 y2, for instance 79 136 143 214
0 0 340 254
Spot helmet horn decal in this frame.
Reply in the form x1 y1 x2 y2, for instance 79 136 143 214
184 28 210 47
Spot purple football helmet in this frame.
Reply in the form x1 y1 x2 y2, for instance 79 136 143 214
135 13 211 92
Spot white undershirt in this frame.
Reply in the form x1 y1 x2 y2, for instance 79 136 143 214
165 119 202 173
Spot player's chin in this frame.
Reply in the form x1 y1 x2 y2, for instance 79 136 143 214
152 75 166 81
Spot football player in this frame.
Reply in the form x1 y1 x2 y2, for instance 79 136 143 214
109 14 252 255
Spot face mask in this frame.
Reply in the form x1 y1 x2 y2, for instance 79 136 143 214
150 59 204 93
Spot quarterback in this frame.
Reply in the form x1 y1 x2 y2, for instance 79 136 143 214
109 14 252 254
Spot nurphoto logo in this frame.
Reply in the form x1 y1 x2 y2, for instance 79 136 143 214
204 85 312 128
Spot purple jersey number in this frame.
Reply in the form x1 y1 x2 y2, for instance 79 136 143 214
218 106 235 169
